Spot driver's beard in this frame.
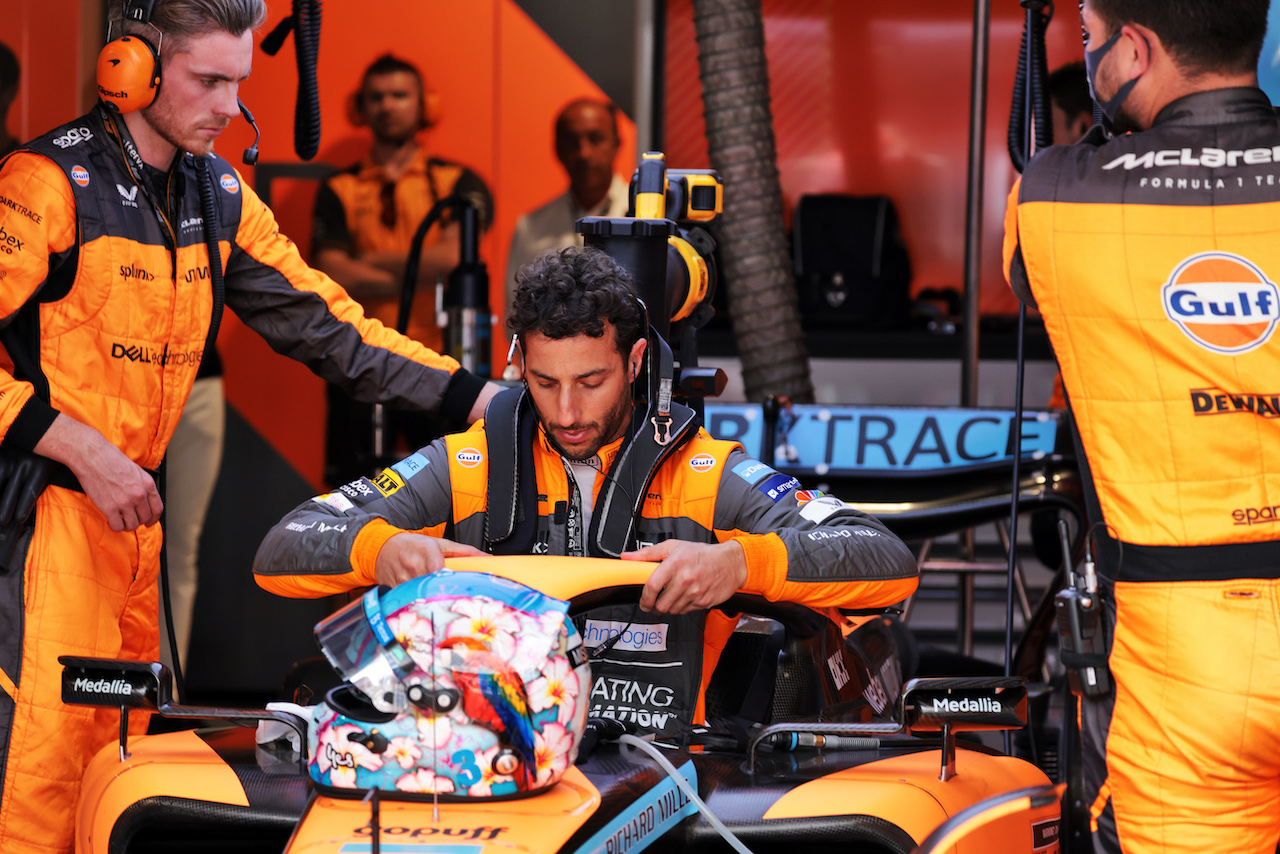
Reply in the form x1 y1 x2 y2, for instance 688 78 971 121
534 390 634 462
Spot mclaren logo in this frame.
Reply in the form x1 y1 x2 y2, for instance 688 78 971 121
928 696 1002 714
1103 146 1280 171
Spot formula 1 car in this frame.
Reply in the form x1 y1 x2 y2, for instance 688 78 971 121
63 556 1058 854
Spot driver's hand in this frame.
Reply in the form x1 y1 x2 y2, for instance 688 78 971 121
374 533 485 587
622 539 748 615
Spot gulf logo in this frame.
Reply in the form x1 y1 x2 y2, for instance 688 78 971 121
688 453 717 473
71 165 90 187
1162 252 1279 355
219 173 240 194
455 447 484 468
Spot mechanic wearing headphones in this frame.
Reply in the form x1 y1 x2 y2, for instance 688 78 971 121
313 54 493 486
255 245 918 739
0 2 499 850
1004 1 1280 851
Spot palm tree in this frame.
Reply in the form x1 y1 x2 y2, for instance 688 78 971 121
692 0 814 402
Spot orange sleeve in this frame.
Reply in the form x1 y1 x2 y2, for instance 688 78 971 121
0 152 78 446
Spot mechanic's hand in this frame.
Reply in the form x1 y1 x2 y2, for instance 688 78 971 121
35 415 161 533
622 539 748 615
374 533 485 587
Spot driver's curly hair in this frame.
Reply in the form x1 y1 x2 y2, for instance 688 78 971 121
508 246 645 357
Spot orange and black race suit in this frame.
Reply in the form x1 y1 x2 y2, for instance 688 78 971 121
1005 87 1280 854
253 416 919 736
312 147 492 485
312 147 491 350
0 106 485 854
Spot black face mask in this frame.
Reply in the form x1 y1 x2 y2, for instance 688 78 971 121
1085 27 1151 124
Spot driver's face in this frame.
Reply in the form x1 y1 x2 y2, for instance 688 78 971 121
524 325 644 461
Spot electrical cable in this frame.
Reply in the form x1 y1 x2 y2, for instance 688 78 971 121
1003 0 1050 755
1007 0 1054 173
260 0 322 161
400 194 470 335
194 157 226 366
155 458 186 702
618 734 756 854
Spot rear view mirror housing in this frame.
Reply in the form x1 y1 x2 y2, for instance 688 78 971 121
902 677 1028 733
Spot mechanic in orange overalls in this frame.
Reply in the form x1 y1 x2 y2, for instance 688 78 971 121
0 2 499 851
312 54 493 486
1004 1 1280 851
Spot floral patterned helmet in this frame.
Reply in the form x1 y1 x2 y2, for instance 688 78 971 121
309 569 590 798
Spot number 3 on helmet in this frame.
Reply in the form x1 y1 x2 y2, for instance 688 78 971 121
96 0 163 113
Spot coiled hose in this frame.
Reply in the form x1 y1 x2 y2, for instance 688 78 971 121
195 157 226 364
261 0 322 161
1007 0 1054 173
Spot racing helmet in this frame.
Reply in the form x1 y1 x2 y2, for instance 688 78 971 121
309 569 591 798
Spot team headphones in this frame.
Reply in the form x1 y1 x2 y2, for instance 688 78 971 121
97 0 163 113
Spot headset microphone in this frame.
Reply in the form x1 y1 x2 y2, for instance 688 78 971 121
238 99 260 166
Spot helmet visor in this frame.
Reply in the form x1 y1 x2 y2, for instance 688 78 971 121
314 587 412 713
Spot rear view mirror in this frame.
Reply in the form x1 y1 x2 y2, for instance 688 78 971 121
902 677 1027 733
901 677 1028 781
60 656 309 763
60 657 170 711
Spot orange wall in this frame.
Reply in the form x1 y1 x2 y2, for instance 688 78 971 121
9 0 1081 485
217 0 635 486
5 0 99 140
665 0 1085 315
8 0 634 488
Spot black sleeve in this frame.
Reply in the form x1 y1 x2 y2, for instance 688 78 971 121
1008 245 1038 309
312 182 353 253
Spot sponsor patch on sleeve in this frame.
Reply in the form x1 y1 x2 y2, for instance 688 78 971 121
391 452 430 480
371 467 405 497
312 492 354 513
332 477 381 507
800 495 848 523
757 472 801 502
732 458 777 485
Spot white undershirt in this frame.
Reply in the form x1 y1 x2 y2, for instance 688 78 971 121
567 457 601 536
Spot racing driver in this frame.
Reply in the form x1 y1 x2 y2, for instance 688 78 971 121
1003 0 1280 851
255 246 919 737
0 1 499 850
